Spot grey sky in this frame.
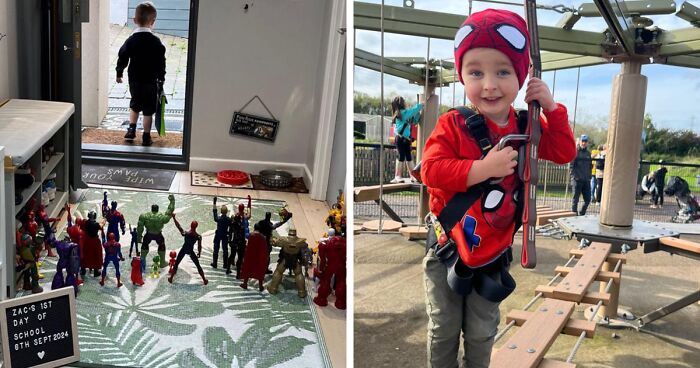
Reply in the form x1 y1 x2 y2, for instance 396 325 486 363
353 0 700 132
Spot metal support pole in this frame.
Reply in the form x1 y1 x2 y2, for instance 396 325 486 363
600 60 647 227
378 0 385 234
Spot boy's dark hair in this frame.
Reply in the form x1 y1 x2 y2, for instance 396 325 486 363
135 1 157 26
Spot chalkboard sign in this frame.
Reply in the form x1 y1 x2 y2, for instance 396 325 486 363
230 112 279 142
0 288 79 368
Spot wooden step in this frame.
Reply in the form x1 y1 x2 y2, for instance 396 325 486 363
535 285 610 305
554 243 611 303
491 298 575 368
399 226 427 240
506 310 596 338
537 211 577 226
353 183 414 202
554 266 620 283
569 249 627 264
659 237 700 254
361 219 402 232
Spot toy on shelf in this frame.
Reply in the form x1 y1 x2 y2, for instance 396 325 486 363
266 228 308 298
239 224 267 291
211 196 233 270
80 210 105 278
99 233 125 287
137 194 175 269
313 229 346 310
44 172 57 200
36 203 60 257
102 191 126 242
169 214 208 285
17 233 42 294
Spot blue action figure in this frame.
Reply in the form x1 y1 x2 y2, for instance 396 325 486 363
102 191 126 242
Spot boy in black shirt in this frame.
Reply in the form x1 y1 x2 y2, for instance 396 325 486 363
116 1 166 146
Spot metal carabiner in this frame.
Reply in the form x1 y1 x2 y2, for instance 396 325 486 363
489 134 530 184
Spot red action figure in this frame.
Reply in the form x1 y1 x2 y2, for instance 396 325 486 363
168 250 177 275
313 230 346 310
131 256 144 286
80 211 105 278
239 224 268 291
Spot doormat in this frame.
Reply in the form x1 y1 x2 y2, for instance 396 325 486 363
81 127 183 148
252 174 309 193
191 171 254 189
82 165 176 191
21 189 330 368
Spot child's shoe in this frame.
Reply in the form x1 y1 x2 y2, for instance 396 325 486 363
142 133 153 146
124 125 137 140
389 176 402 184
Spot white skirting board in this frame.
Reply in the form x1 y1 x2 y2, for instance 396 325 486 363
189 157 312 190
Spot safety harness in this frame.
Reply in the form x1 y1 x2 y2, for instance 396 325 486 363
428 107 527 301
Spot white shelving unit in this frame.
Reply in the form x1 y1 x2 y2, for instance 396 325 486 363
0 146 5 301
1 100 74 298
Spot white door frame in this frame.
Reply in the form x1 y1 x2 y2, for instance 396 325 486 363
310 0 346 200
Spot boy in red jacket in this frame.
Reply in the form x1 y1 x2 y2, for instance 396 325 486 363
420 8 575 368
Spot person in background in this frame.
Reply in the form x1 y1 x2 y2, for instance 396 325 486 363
590 144 600 203
654 160 668 207
390 95 424 183
115 1 167 146
570 135 592 215
594 144 607 204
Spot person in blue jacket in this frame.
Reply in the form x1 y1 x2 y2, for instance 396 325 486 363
390 96 424 183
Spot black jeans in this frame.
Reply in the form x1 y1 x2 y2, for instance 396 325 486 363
572 179 591 215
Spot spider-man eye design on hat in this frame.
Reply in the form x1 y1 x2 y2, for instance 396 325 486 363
495 24 527 51
454 24 474 49
453 8 530 87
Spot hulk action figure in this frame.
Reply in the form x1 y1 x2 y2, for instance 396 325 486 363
137 194 175 268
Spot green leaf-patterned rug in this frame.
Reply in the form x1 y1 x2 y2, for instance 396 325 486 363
28 189 330 368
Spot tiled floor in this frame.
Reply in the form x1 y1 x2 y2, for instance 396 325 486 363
83 170 346 368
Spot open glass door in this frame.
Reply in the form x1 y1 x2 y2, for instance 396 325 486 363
79 0 198 170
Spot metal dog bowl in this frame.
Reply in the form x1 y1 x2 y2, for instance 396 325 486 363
260 170 293 188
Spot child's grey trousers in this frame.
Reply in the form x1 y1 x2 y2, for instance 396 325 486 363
423 247 501 368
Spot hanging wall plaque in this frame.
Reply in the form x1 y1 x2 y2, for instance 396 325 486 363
230 95 279 142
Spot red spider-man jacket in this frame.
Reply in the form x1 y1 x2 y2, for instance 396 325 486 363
422 104 575 267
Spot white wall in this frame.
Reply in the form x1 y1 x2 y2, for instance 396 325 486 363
110 0 128 25
307 1 334 175
189 0 330 182
81 0 110 127
0 0 19 100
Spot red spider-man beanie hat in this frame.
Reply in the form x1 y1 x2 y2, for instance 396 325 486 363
454 8 530 87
